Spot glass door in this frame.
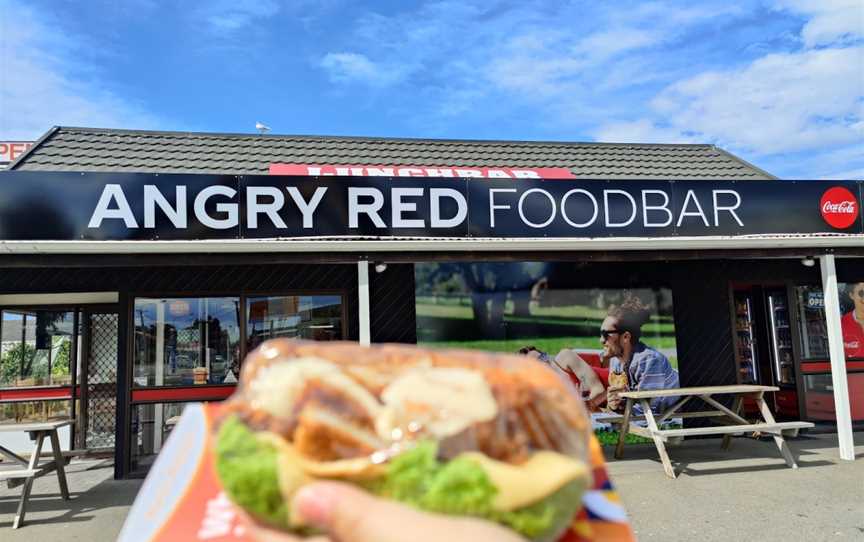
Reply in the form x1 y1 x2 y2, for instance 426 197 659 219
130 297 241 474
766 289 795 387
733 292 759 384
794 286 829 359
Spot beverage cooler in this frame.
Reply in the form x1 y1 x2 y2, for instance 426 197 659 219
732 292 759 384
731 286 799 417
791 285 864 422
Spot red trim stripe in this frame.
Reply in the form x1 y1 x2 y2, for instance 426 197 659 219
131 386 236 404
0 386 76 402
800 361 864 373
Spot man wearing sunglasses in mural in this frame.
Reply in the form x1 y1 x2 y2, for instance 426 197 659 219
841 282 864 359
517 295 679 414
600 296 679 415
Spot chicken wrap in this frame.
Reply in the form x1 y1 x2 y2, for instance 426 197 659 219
214 339 592 542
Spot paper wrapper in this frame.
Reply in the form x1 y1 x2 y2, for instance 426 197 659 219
118 403 634 542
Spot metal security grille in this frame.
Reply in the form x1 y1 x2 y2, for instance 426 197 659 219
83 313 118 450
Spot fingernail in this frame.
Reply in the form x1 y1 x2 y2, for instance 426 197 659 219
291 484 336 527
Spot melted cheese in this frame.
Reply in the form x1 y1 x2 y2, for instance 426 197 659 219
458 451 590 511
378 367 498 439
247 357 382 420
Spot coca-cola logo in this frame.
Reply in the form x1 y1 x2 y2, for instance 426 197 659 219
820 187 859 229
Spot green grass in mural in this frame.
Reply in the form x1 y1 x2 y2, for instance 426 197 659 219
594 430 653 446
416 303 474 319
416 302 674 334
414 298 678 368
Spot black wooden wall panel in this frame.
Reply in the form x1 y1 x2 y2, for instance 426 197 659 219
370 263 417 344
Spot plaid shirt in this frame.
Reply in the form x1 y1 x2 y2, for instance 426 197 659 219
610 342 679 416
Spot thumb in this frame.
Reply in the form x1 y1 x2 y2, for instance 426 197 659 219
290 481 525 542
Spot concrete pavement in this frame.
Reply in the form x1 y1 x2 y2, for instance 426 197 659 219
605 431 864 541
0 432 861 541
0 458 141 540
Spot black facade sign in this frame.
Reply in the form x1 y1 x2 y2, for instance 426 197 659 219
0 172 861 240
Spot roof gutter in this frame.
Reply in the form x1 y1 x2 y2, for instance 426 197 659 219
0 235 863 255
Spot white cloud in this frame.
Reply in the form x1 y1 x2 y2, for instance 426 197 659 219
317 1 485 90
571 29 661 61
647 47 863 153
199 0 280 33
319 53 406 87
484 3 747 99
0 2 165 140
756 141 864 179
822 167 864 180
775 0 863 47
592 1 863 170
592 119 698 144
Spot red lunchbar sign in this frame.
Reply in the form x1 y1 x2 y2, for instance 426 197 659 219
270 163 576 179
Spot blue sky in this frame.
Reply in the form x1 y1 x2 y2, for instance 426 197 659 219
1 0 861 179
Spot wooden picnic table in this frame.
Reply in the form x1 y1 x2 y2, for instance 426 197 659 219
609 385 814 479
0 420 72 528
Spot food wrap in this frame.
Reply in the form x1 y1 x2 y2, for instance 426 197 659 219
212 339 613 542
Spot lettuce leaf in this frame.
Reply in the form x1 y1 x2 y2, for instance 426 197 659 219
215 419 580 541
379 441 578 540
215 416 289 529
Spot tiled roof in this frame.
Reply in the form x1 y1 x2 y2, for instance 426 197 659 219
11 126 776 179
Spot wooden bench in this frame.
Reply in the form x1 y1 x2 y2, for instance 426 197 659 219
611 386 815 478
0 420 72 528
657 422 812 438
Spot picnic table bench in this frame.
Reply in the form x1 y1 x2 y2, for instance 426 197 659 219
605 385 814 478
0 420 72 528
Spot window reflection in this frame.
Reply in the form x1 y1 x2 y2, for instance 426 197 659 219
133 298 240 387
246 295 342 351
1 310 75 387
794 286 829 359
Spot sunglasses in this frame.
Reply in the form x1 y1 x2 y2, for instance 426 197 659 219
600 329 623 340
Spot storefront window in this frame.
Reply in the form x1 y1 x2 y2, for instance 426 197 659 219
0 399 74 452
1 310 75 387
0 399 72 424
246 295 343 351
794 286 829 360
795 283 864 361
133 298 241 387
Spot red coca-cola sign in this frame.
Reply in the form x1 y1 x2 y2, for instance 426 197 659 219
820 187 859 229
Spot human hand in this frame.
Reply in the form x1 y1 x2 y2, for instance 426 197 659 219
250 481 526 542
605 385 626 412
586 389 607 411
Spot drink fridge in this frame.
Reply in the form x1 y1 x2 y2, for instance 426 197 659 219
766 289 796 388
791 285 864 421
731 286 799 417
732 292 759 384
